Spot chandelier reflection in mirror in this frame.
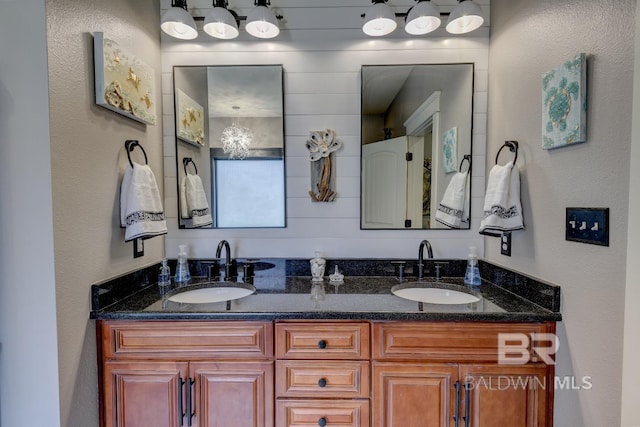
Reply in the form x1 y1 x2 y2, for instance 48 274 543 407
220 122 254 159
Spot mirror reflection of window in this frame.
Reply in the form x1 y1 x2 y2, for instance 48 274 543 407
213 158 285 228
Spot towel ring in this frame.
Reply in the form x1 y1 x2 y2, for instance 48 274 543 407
125 140 148 168
495 140 519 167
459 154 471 173
183 157 198 175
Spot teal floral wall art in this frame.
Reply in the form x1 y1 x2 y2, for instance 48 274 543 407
442 127 458 173
542 53 587 149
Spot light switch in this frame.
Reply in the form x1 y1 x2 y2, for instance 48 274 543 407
566 208 609 246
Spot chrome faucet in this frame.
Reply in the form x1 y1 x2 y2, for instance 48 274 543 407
215 240 234 280
417 240 433 280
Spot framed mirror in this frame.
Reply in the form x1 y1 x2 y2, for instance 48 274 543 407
361 63 474 230
174 65 285 229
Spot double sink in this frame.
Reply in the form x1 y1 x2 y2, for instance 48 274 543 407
165 279 480 305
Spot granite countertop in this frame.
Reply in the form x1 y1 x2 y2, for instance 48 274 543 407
90 259 562 322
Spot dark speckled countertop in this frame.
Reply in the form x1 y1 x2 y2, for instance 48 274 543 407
90 259 562 322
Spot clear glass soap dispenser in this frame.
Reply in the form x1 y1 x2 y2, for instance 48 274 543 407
464 246 481 288
158 259 171 288
174 245 191 286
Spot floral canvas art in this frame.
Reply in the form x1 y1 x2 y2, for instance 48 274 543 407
442 127 458 174
542 53 587 149
93 32 156 125
176 89 205 147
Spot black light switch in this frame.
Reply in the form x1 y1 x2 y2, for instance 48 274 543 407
566 207 609 246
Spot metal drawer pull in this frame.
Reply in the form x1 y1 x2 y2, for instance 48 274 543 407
318 378 327 387
453 381 460 427
318 339 327 349
318 417 327 427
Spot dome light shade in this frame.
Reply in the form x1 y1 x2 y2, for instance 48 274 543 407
245 5 280 39
362 2 397 37
446 0 484 34
405 1 441 35
161 5 198 40
203 7 239 39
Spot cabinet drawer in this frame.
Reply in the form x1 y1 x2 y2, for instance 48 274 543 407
276 322 370 359
276 399 370 427
276 360 370 398
100 320 273 360
372 322 554 363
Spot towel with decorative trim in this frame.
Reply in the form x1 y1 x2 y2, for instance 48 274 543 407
120 162 167 241
479 161 524 236
435 171 470 228
180 173 213 228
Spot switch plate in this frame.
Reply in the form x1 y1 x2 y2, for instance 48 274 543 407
133 238 144 258
566 207 609 246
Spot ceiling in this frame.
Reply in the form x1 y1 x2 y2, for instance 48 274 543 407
207 66 283 118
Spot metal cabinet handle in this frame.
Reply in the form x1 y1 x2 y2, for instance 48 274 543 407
318 417 327 427
453 381 460 427
318 339 327 349
187 378 195 427
318 378 327 388
179 377 186 425
463 382 471 427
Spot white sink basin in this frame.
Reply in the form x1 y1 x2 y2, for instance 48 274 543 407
391 282 481 305
167 283 255 304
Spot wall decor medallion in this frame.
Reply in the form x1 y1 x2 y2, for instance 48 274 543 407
542 53 587 149
93 32 156 125
176 89 205 147
442 127 458 173
305 129 342 202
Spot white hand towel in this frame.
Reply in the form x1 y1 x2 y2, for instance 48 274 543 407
479 161 524 236
181 173 212 228
120 162 168 242
435 171 470 228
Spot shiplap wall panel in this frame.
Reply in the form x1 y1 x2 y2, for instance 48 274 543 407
161 2 489 259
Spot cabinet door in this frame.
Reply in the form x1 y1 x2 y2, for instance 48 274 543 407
102 361 188 427
190 361 274 427
373 362 459 427
460 364 549 427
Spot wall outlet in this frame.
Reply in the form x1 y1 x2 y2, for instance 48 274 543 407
565 207 609 246
501 232 512 256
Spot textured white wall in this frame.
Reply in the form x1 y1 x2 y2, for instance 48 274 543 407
45 0 163 425
487 1 634 425
0 0 61 426
161 0 490 260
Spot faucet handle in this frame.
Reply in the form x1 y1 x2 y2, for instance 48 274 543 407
433 261 449 280
207 260 221 281
390 261 406 282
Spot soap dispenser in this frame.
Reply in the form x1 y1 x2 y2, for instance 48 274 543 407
464 246 481 288
175 245 191 286
310 251 326 282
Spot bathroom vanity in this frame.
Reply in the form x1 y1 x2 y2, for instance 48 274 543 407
91 260 561 427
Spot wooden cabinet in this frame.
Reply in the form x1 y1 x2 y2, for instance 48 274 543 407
97 319 556 427
97 321 274 427
371 322 556 427
275 322 371 427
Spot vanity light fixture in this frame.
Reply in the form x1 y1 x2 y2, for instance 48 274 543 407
362 0 397 37
405 0 441 35
446 0 485 34
162 0 284 40
161 0 198 40
245 0 281 39
361 0 484 37
203 0 240 40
